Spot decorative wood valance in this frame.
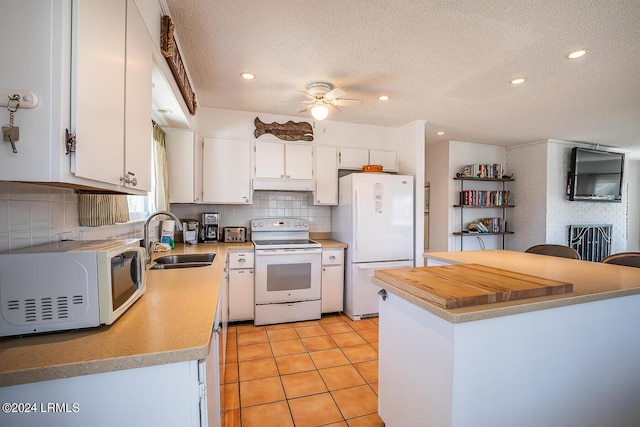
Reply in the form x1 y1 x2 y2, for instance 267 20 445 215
254 117 314 141
160 15 197 115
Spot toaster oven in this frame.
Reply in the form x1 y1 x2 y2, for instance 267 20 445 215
223 227 247 243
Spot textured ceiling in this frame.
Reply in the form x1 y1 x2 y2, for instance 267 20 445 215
164 0 640 158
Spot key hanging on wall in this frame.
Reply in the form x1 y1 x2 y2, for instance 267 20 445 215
2 94 21 153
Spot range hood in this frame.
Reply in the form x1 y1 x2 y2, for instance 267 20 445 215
252 178 316 192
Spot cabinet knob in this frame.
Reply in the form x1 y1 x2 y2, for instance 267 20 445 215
329 255 336 260
120 171 137 186
378 289 387 301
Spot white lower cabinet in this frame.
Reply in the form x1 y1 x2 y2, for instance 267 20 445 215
321 248 345 313
0 279 228 427
228 251 255 321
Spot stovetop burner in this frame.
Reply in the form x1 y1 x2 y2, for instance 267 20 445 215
251 218 320 249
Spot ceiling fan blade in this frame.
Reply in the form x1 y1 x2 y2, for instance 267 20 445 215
328 103 342 112
333 98 361 108
280 99 314 104
298 105 314 113
324 87 345 100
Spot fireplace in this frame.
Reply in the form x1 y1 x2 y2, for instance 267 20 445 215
568 224 612 262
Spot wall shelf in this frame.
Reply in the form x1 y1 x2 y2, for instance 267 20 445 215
454 176 514 250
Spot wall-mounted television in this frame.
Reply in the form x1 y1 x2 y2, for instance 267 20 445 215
567 147 624 202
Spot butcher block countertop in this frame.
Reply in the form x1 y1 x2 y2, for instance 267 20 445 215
0 243 234 387
372 250 640 323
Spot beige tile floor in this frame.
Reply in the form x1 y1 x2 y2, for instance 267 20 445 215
222 314 384 427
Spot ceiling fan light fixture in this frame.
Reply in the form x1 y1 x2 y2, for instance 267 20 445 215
311 104 329 120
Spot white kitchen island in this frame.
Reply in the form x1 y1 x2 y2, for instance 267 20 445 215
372 250 640 427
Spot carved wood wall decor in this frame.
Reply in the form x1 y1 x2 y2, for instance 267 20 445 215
254 117 314 141
160 15 197 115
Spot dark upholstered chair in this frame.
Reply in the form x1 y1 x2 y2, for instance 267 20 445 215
602 252 640 268
524 244 581 260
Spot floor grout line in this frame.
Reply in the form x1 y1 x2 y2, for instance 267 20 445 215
223 314 382 426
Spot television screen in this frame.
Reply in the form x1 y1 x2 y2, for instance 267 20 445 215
568 147 624 202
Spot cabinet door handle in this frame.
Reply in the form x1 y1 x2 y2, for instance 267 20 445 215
329 255 336 260
378 289 387 301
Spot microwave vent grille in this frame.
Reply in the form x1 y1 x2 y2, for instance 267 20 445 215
4 294 86 324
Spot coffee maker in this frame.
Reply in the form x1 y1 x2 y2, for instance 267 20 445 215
200 213 220 243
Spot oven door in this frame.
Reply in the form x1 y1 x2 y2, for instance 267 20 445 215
254 248 322 304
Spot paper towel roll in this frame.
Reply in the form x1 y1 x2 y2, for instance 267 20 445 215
161 220 175 243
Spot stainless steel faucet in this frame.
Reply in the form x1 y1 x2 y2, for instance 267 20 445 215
143 211 182 264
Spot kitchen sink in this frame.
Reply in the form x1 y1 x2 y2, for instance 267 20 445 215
149 253 215 270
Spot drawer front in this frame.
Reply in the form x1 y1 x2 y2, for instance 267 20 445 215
229 251 255 268
322 249 344 265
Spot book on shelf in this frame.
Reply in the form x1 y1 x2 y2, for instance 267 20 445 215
459 190 510 206
462 163 503 179
466 217 507 233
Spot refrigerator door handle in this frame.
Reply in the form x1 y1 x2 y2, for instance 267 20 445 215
357 262 412 270
354 189 359 252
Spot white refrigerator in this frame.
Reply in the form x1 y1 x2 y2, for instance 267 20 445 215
332 173 414 320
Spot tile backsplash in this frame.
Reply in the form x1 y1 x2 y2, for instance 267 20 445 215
0 182 79 251
171 191 332 233
0 186 330 252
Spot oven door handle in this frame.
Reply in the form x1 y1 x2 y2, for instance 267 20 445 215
357 262 412 270
255 249 322 256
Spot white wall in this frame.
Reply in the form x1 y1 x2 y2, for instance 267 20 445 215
628 160 640 251
507 139 629 255
425 142 451 252
396 120 426 265
194 107 399 150
426 141 508 252
506 141 549 251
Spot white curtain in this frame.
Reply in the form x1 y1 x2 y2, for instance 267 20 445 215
152 122 170 211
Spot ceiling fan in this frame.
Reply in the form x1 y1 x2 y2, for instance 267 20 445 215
292 81 361 120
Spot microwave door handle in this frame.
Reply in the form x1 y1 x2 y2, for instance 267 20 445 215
130 253 142 285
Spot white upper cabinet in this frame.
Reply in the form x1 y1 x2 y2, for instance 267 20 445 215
285 143 314 180
338 147 398 172
254 141 285 179
72 0 126 187
370 149 398 172
74 0 152 193
338 147 369 170
254 141 313 180
123 0 152 192
0 0 152 194
203 137 252 204
165 129 196 203
314 145 338 205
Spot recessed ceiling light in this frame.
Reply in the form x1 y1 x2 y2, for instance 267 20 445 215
436 131 445 136
240 72 256 80
566 49 589 59
510 77 526 85
157 109 172 114
378 95 390 101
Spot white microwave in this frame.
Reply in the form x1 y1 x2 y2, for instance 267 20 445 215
0 239 145 337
